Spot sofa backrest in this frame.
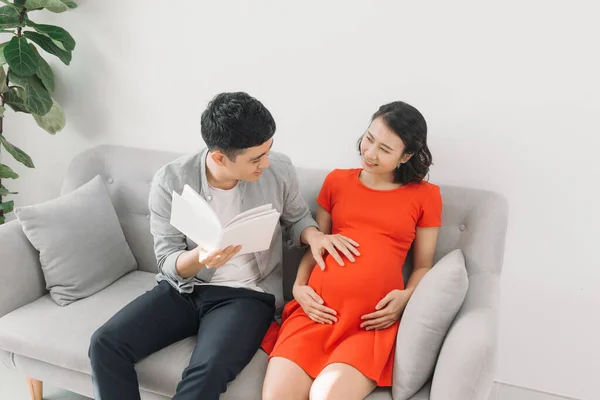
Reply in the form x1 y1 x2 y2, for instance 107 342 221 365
62 145 509 302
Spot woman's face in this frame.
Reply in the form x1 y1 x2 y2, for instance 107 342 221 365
360 117 411 176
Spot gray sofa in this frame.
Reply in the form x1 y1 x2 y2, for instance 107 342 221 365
0 145 508 400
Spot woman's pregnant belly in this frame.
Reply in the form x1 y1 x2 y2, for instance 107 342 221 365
307 229 406 318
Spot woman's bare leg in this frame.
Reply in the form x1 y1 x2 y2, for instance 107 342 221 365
309 363 376 400
263 356 313 400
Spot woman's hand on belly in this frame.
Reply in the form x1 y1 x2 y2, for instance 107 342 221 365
293 283 338 325
359 289 412 330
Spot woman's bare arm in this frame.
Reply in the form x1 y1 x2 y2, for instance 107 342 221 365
405 226 440 293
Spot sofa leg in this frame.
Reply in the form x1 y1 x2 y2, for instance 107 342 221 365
26 377 43 400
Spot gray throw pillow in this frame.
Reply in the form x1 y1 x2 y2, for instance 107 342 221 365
393 249 469 400
15 175 137 306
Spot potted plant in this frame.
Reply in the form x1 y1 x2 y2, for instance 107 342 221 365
0 0 77 225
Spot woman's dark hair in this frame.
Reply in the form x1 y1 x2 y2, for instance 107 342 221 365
358 101 432 184
201 92 276 160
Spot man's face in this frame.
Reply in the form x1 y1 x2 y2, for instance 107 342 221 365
223 138 274 182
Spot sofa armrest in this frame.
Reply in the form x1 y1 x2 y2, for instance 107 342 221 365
0 220 46 319
430 298 498 400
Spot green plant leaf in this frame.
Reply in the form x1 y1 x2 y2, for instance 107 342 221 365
22 31 71 65
0 184 18 196
24 74 52 114
0 6 19 21
5 36 38 76
33 97 64 133
30 44 54 91
59 0 77 8
0 163 19 179
0 41 9 65
7 69 27 86
0 105 4 117
0 6 20 28
0 134 35 168
26 21 75 51
4 87 29 113
9 72 52 114
0 67 7 93
15 0 26 6
0 200 14 213
25 0 68 13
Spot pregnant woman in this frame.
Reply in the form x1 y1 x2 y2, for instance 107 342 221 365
262 100 443 400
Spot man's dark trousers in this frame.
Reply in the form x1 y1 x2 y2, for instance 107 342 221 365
89 281 275 400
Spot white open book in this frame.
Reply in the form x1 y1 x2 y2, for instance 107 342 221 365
170 185 280 255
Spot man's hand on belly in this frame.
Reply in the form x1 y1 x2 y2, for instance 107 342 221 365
308 233 361 270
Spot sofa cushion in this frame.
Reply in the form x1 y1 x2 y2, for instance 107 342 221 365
0 271 155 374
0 270 270 398
14 175 137 306
392 249 469 400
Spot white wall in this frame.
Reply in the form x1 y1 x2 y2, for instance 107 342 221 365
2 1 599 398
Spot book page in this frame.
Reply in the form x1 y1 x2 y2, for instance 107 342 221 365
181 185 221 228
219 211 280 255
227 209 279 229
225 204 273 227
170 191 221 251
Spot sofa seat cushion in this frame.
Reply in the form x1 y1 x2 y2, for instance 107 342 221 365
0 270 401 398
0 271 154 374
0 270 268 397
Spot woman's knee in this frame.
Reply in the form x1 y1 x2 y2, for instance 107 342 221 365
310 380 348 400
263 357 311 400
262 371 301 400
309 381 327 400
309 364 375 400
262 383 294 400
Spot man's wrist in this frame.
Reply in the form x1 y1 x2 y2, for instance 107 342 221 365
302 226 323 246
176 248 205 278
293 280 307 288
188 248 203 269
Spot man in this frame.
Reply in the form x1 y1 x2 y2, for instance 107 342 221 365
89 92 357 399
